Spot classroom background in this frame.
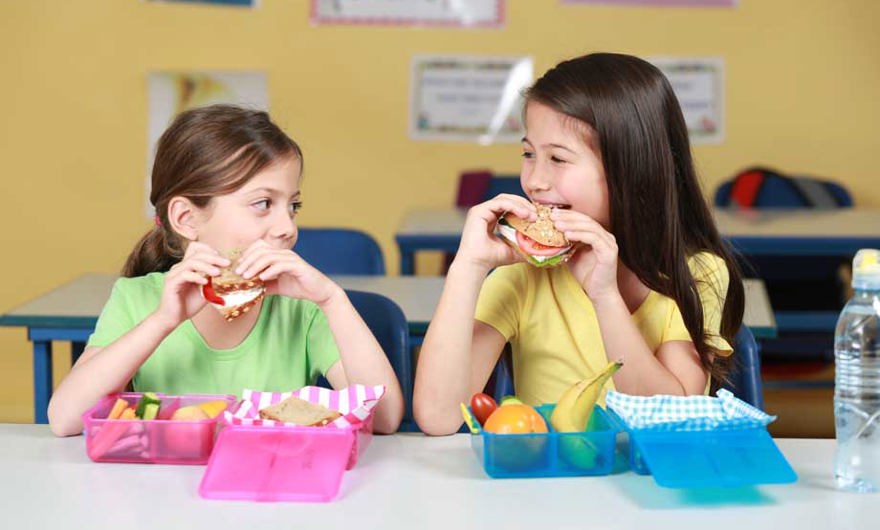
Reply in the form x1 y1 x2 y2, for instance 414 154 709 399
1 1 878 431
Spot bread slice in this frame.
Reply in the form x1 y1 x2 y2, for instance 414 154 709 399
258 396 342 427
205 249 266 322
503 204 569 247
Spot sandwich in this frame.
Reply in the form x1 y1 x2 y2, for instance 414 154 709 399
496 204 577 268
201 249 266 322
258 395 342 427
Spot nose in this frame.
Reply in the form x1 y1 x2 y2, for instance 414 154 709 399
270 208 297 247
521 161 551 195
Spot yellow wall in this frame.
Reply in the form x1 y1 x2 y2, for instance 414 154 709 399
1 0 878 422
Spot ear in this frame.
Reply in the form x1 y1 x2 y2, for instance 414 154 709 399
167 196 201 241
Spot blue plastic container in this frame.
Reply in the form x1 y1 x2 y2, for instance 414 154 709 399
470 405 620 479
608 408 798 488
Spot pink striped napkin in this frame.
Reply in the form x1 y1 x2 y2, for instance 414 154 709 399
223 385 385 428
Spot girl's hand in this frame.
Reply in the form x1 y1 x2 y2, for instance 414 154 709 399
457 194 537 271
551 209 620 301
236 240 340 306
156 242 230 326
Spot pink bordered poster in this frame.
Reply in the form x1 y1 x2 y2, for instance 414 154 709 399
561 0 737 6
310 0 505 27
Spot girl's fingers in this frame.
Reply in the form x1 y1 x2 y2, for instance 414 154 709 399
240 250 300 280
481 194 536 221
236 241 278 275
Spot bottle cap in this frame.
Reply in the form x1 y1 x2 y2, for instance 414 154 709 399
852 249 880 289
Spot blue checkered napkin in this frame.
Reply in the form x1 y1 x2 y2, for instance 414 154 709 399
605 389 776 432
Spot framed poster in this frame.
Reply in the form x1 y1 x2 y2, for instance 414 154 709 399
410 55 532 144
146 0 258 6
145 71 268 217
650 57 724 144
312 0 504 27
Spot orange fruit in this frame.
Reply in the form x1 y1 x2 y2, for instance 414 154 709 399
483 403 548 434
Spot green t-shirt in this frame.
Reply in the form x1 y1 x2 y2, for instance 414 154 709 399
87 272 340 397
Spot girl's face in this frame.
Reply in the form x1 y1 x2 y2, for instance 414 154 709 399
194 155 303 253
520 101 610 227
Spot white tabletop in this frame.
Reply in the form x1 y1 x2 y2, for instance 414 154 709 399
0 424 873 530
0 273 774 335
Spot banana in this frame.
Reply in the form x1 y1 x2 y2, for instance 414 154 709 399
550 359 623 432
550 360 623 471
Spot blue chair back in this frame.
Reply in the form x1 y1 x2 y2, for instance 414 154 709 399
294 228 385 275
722 326 764 410
488 325 765 411
346 290 416 432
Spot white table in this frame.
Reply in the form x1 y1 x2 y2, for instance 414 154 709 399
1 424 874 530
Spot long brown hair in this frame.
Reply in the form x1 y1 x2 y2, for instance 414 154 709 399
124 104 302 278
526 53 744 383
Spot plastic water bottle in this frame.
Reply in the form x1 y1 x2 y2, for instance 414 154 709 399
834 248 880 492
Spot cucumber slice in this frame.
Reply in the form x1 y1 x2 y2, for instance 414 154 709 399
142 403 160 421
134 392 161 419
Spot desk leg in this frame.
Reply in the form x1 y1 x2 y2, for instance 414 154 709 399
32 340 52 424
72 342 86 365
400 250 415 276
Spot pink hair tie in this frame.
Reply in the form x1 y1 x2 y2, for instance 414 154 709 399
154 215 162 227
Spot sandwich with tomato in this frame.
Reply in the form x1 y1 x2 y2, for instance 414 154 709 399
496 204 577 267
201 249 266 322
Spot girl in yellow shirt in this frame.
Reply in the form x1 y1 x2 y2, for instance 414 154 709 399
414 53 744 435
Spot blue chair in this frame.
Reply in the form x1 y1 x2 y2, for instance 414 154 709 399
489 325 765 411
295 228 385 275
316 290 415 432
723 326 764 410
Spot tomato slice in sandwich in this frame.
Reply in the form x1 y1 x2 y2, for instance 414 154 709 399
202 277 226 306
515 231 568 257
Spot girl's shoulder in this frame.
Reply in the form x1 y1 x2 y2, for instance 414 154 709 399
686 251 729 284
111 272 166 297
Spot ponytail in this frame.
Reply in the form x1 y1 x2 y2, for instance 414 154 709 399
121 222 183 278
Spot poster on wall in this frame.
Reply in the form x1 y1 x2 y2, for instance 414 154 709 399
146 71 268 217
649 57 724 144
410 55 532 144
145 0 258 7
311 0 504 27
561 0 737 6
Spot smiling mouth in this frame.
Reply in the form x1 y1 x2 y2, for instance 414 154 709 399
533 202 571 209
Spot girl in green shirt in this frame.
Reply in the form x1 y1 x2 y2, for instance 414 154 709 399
48 105 404 436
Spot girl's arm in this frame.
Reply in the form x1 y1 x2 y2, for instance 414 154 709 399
592 296 707 395
320 287 405 434
413 260 508 435
413 195 534 436
552 209 707 395
47 242 229 437
47 314 179 436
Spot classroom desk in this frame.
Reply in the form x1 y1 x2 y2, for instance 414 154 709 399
395 207 880 274
0 274 772 424
1 425 874 530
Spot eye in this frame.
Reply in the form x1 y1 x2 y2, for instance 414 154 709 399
253 199 271 211
521 151 535 160
550 155 567 164
288 201 303 216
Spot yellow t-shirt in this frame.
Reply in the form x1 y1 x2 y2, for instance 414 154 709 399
474 252 733 406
